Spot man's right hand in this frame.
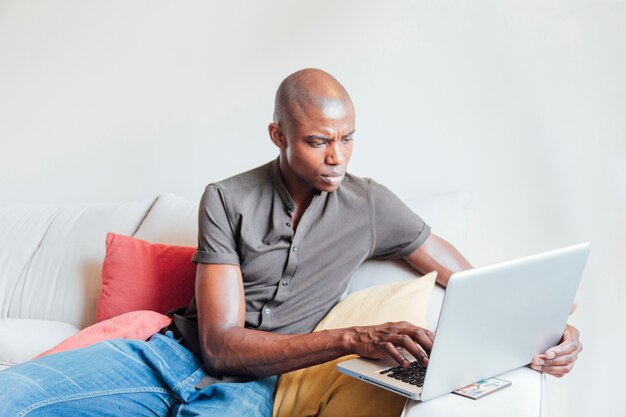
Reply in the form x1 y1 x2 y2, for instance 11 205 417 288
345 322 435 367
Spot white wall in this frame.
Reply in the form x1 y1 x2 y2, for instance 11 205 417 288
1 1 624 415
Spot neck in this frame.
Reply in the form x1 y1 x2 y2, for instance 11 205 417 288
278 157 316 209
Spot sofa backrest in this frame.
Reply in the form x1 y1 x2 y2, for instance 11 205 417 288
133 193 198 245
0 199 154 328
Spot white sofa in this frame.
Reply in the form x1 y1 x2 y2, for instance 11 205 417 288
0 191 471 369
1 190 542 416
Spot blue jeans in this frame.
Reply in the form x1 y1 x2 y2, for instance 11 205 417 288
0 333 277 417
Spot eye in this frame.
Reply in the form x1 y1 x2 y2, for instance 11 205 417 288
309 141 327 148
341 137 353 144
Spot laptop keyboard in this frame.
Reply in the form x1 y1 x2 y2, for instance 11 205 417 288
379 361 427 387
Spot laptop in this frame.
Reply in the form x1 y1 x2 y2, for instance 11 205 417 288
337 242 590 402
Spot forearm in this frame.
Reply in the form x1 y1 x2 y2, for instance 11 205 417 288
200 326 350 377
195 264 435 378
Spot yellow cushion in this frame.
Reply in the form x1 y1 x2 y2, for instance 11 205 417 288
273 271 437 417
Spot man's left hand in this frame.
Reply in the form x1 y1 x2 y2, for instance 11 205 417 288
530 324 582 377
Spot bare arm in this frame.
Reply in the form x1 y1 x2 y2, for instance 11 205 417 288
195 263 434 378
403 234 473 287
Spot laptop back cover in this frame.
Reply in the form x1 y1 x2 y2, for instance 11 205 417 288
420 243 589 401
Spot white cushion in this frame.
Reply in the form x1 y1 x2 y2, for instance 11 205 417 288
0 199 155 328
0 318 79 366
134 193 198 246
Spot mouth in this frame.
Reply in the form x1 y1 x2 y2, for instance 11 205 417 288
320 172 345 187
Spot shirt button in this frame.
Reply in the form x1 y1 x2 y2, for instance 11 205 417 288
264 308 271 315
292 246 298 252
286 222 291 227
282 281 289 287
287 204 294 212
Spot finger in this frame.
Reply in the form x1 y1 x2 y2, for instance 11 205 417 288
393 324 434 362
559 324 580 344
394 322 435 348
533 351 579 368
544 338 580 359
569 302 578 316
383 342 411 367
395 334 429 366
543 364 575 376
529 362 569 376
413 328 435 354
531 364 574 377
533 338 582 367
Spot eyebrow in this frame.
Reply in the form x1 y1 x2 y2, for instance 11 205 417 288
305 130 356 141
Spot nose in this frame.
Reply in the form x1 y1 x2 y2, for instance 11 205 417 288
325 141 344 165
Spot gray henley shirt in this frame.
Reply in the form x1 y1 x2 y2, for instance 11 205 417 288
173 159 430 351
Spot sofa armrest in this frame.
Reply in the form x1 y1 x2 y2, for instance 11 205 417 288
402 367 543 417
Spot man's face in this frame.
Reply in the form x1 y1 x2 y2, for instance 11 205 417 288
276 101 355 193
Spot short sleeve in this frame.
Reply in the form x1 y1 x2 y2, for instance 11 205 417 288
369 180 431 260
192 184 241 265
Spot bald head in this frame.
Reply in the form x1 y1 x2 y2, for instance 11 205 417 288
268 69 355 195
273 69 354 128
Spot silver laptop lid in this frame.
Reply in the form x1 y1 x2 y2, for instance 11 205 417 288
420 242 590 401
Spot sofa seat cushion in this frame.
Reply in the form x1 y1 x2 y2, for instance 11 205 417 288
0 318 79 368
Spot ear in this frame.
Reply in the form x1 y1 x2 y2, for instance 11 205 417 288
268 122 287 149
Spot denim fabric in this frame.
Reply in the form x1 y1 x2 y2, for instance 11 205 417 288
0 333 276 417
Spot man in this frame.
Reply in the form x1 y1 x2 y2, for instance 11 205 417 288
0 69 581 416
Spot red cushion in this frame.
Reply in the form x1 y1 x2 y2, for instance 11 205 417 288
34 310 172 359
96 232 196 322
